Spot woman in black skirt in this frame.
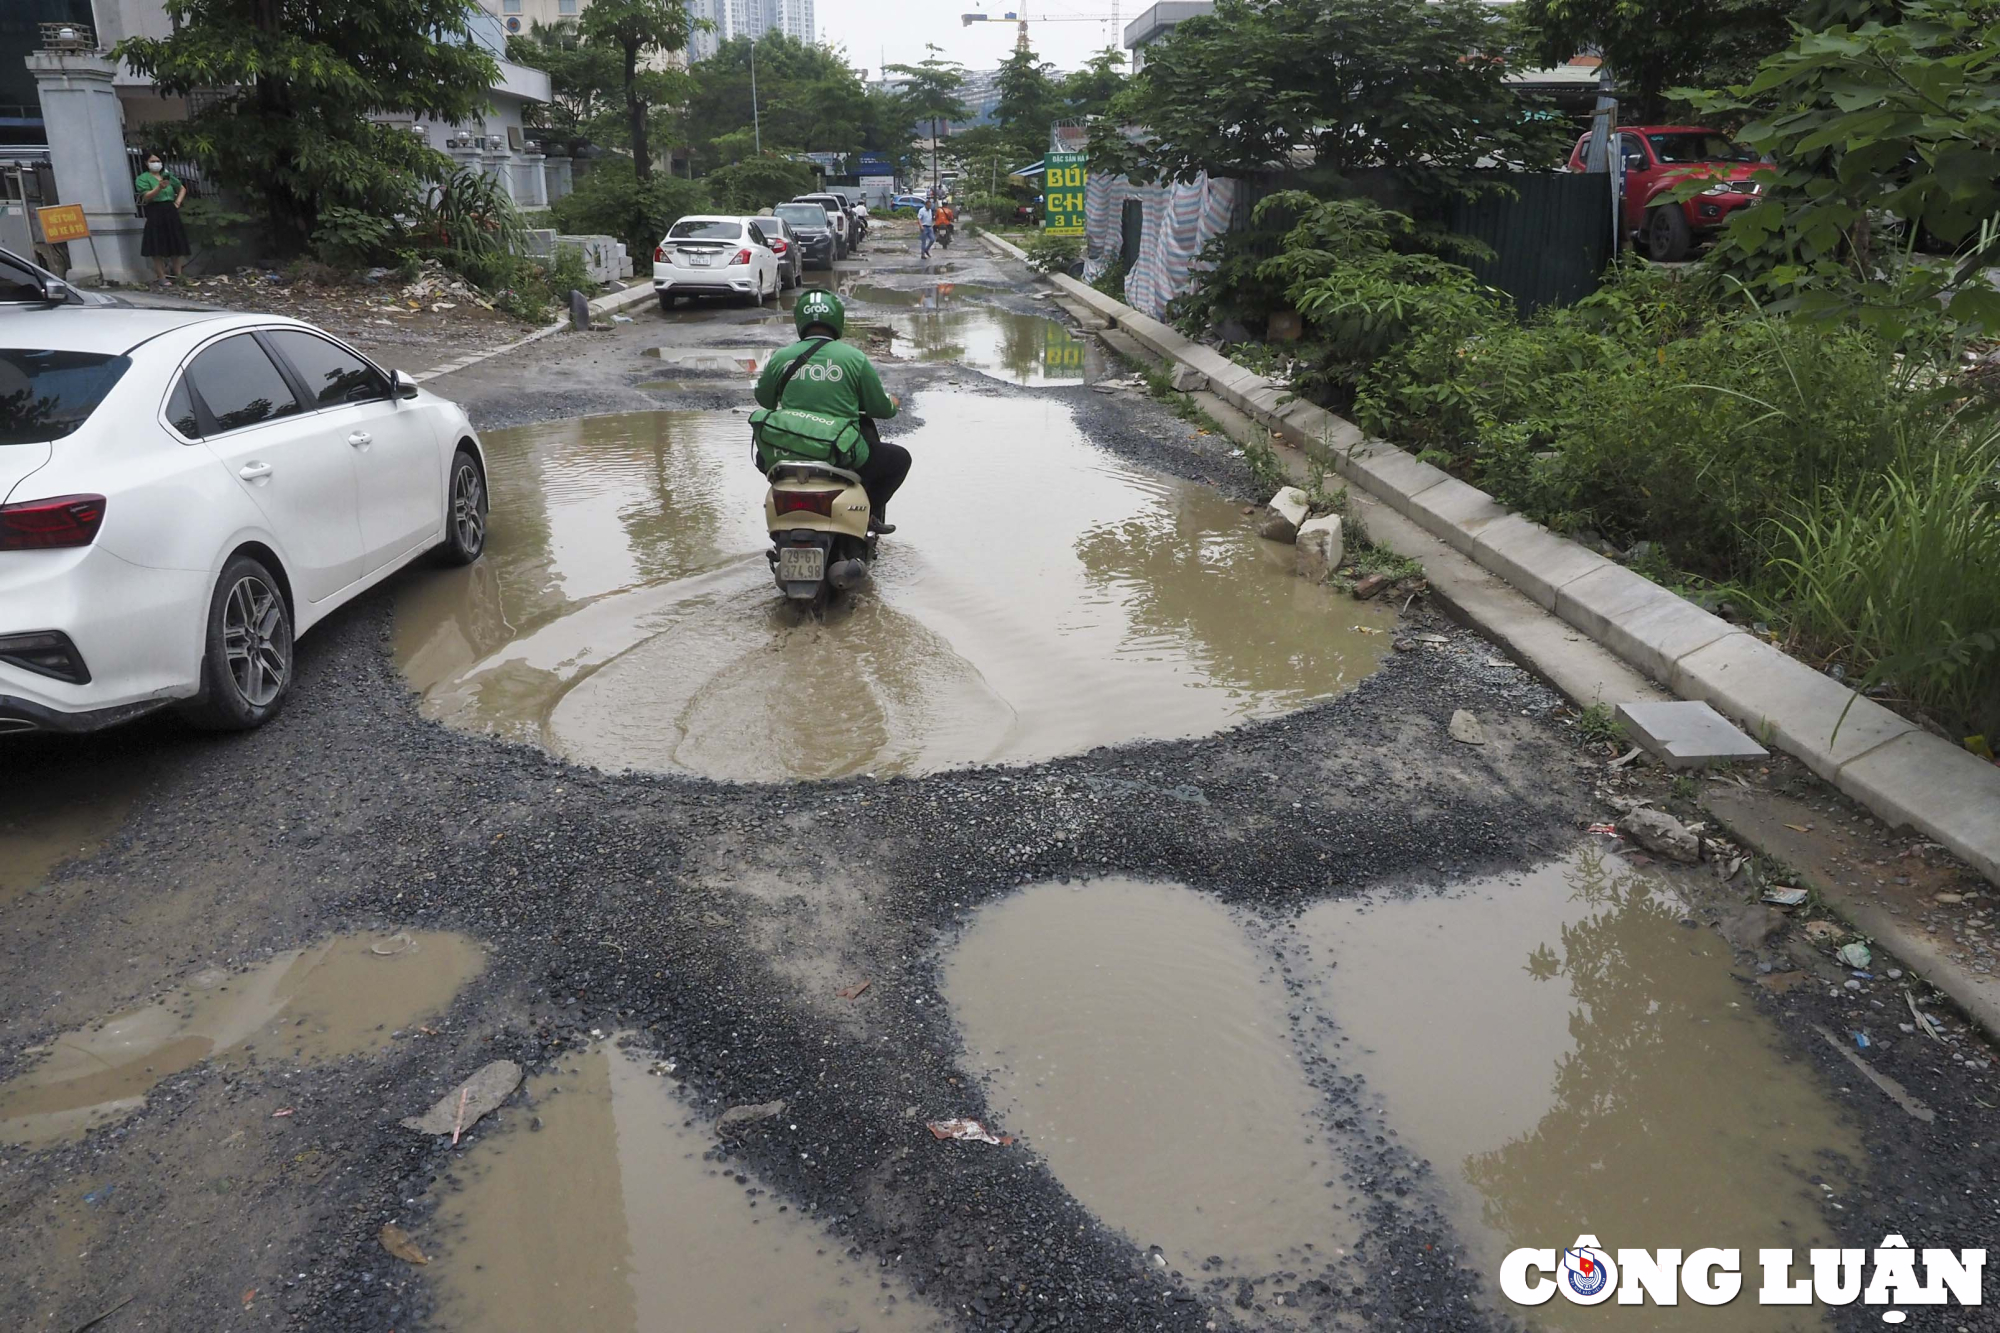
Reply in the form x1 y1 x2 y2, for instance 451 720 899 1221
134 150 190 283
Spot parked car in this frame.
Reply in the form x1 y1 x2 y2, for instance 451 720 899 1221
789 195 851 258
758 215 804 291
890 194 928 212
1568 126 1765 263
652 215 782 309
771 202 839 271
0 307 487 735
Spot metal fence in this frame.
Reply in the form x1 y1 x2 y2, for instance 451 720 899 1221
1445 171 1613 317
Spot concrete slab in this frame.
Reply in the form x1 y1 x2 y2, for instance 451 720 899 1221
1834 734 2000 884
1671 634 1916 781
1615 700 1768 769
1403 477 1511 556
1466 514 1612 611
1554 564 1677 644
1331 445 1451 520
1599 597 1742 685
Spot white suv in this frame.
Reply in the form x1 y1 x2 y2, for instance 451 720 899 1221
652 215 781 310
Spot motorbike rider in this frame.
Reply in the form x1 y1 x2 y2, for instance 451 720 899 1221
753 288 909 534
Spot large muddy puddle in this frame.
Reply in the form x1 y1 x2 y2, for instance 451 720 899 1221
885 307 1096 385
1292 846 1858 1331
395 401 1391 781
433 1040 945 1333
944 879 1355 1300
0 761 151 904
0 930 484 1146
944 855 1857 1328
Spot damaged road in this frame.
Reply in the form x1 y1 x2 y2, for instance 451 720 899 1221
2 221 1996 1333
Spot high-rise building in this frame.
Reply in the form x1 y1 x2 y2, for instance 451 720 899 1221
689 0 815 63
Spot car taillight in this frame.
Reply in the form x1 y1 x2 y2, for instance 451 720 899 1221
728 248 751 265
771 239 788 254
773 490 838 516
654 244 666 262
0 494 106 551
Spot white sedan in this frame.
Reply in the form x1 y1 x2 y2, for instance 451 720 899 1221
652 215 781 309
0 305 488 734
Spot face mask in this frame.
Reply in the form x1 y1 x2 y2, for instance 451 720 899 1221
147 161 162 171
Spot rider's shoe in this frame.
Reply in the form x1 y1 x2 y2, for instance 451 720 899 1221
868 514 897 535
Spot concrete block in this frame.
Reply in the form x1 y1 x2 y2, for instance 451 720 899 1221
1295 514 1344 582
1616 700 1768 769
1601 597 1741 685
1331 445 1451 518
1402 476 1509 556
1670 634 1916 780
1833 732 2000 889
1465 514 1612 611
1268 486 1310 531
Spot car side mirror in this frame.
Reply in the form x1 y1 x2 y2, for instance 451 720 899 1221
392 369 420 400
39 277 69 305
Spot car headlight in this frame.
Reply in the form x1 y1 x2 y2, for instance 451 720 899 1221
1700 183 1732 196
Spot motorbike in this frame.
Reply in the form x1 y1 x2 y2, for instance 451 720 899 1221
765 458 877 604
935 220 955 249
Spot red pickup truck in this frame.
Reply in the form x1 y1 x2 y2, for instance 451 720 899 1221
1568 126 1766 262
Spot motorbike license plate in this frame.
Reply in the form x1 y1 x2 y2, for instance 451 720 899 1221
779 547 825 582
688 251 713 266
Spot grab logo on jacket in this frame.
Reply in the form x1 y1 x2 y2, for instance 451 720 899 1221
798 362 845 382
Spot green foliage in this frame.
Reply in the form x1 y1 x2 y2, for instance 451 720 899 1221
580 0 695 179
1681 0 2000 340
1574 702 1628 747
964 191 1025 225
508 20 622 156
1023 232 1083 273
553 160 711 258
114 0 497 254
1092 0 1568 190
1090 256 1128 302
1060 46 1127 120
416 169 526 260
1239 430 1291 500
686 34 887 167
1750 425 2000 736
704 156 817 213
996 46 1063 152
311 205 396 267
179 197 260 267
1513 0 1795 120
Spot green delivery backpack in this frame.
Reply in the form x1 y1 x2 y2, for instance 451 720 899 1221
750 338 865 471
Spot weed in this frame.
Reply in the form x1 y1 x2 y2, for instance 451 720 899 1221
1574 702 1626 747
1669 774 1699 802
1303 460 1346 517
1239 430 1291 500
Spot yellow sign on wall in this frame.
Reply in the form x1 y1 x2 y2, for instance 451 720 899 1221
1043 153 1087 237
37 204 89 243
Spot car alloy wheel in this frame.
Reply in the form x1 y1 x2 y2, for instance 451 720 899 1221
223 573 289 707
453 458 486 554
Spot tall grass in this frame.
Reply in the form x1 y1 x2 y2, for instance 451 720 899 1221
1753 419 2000 738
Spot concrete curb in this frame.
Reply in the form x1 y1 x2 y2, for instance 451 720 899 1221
411 280 657 385
977 227 2000 887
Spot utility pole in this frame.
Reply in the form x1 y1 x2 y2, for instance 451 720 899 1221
751 36 761 154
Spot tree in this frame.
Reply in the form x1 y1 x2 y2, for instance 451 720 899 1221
1093 0 1566 191
1683 0 2000 336
886 44 970 194
115 0 497 254
579 0 695 180
685 35 877 168
995 45 1061 153
704 155 817 212
1515 0 1795 120
1060 46 1126 121
508 20 622 156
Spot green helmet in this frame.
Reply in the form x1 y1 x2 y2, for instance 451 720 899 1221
794 287 845 339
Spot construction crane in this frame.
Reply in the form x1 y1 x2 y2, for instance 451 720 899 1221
961 4 1122 53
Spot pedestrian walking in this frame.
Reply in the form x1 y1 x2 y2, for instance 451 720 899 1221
918 200 935 259
135 151 191 284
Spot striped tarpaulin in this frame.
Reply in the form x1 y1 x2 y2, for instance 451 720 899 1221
1082 171 1241 321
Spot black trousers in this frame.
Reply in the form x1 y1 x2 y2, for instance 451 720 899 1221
855 438 912 515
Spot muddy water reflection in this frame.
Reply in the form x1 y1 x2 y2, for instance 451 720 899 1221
944 880 1353 1289
395 404 1391 780
0 761 150 904
886 307 1096 384
1295 847 1857 1332
435 1042 944 1333
0 931 484 1146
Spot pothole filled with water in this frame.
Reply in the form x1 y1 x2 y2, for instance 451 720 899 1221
943 878 1356 1303
432 1040 946 1333
884 307 1098 385
1290 846 1859 1332
0 930 485 1146
0 761 151 905
394 400 1391 781
640 348 773 376
942 857 1859 1329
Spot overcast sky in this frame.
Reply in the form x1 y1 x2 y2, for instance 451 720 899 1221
819 0 1129 79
